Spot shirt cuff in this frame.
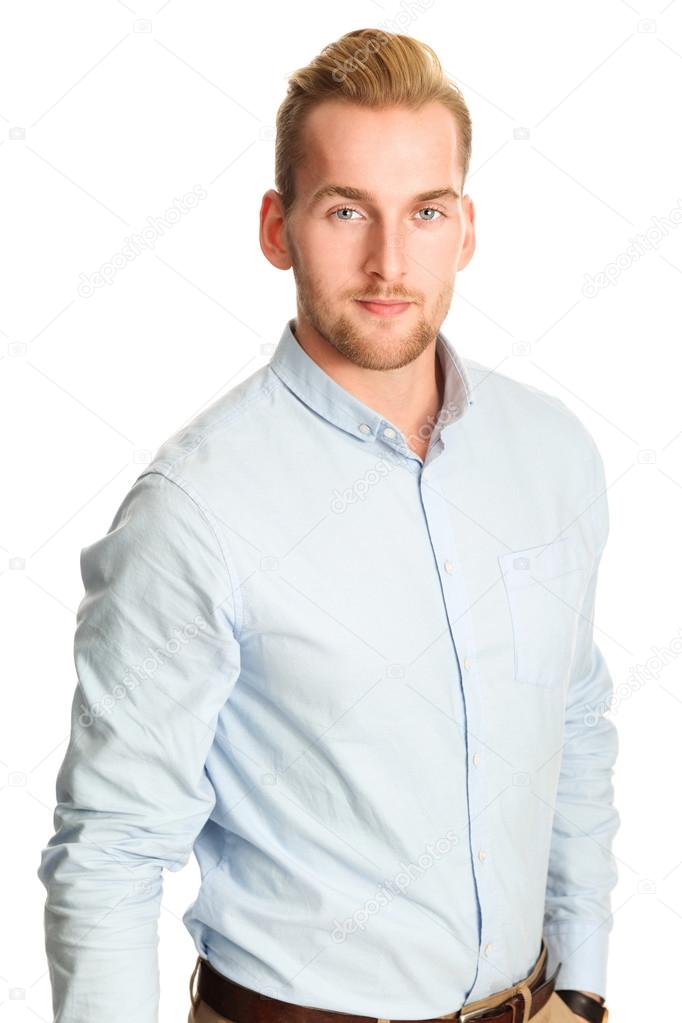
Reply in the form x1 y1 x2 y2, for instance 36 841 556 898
543 922 610 1000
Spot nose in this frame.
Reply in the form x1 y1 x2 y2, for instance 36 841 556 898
361 221 410 282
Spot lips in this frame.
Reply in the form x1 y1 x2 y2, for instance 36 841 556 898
355 299 413 318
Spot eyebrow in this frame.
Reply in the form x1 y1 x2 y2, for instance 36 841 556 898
309 184 460 208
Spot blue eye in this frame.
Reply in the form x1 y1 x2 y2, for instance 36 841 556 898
417 207 443 221
330 206 445 222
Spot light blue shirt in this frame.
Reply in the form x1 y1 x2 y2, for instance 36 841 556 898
37 318 619 1022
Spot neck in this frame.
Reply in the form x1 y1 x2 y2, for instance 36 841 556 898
292 319 444 459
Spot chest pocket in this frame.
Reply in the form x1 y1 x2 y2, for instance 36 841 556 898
497 536 587 689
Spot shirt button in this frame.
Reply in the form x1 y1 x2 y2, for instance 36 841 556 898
383 427 397 439
472 752 481 766
422 467 430 481
444 560 455 574
358 423 371 435
484 943 493 957
463 657 471 670
478 849 487 862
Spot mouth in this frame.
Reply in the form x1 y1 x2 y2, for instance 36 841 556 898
355 299 413 318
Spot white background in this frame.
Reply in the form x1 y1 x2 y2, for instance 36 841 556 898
2 1 680 1019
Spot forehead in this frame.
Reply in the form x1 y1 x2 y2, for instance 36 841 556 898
297 100 460 198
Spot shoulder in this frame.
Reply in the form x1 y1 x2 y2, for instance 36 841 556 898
463 355 603 468
129 361 285 500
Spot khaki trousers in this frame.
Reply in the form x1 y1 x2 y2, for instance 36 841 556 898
186 955 583 1023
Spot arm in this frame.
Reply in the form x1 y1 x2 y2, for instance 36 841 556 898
542 440 620 1000
37 471 241 1023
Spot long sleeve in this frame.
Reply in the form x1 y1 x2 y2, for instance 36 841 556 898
542 440 620 998
36 470 241 1023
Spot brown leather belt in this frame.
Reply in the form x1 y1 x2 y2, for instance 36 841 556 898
194 951 562 1023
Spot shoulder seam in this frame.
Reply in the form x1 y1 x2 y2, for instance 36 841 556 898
162 373 279 478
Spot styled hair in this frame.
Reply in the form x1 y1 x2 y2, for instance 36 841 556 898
274 28 473 220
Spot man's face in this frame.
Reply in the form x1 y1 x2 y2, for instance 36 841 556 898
281 99 475 371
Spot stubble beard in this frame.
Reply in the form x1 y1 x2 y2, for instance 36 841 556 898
290 256 453 372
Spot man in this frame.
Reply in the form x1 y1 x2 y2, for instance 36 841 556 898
38 28 617 1023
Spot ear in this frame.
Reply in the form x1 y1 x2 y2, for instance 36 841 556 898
259 189 293 270
457 194 476 271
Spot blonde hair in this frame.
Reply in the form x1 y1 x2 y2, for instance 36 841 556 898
274 28 473 219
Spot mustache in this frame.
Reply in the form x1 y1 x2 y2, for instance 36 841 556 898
354 295 417 302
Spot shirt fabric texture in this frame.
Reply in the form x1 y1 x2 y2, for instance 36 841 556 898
37 318 620 1022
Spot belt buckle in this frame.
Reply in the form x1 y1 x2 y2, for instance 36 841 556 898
458 949 554 1023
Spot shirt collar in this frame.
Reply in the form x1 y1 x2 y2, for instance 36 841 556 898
269 318 474 451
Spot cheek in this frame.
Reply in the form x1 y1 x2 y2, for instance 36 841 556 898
413 226 461 256
295 246 349 298
302 223 358 261
307 230 365 283
411 232 461 281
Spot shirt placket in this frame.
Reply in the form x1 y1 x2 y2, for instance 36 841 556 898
415 444 499 1001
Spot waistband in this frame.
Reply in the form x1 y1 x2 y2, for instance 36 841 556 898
190 938 560 1023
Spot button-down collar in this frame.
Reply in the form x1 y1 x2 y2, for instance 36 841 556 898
269 318 474 455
